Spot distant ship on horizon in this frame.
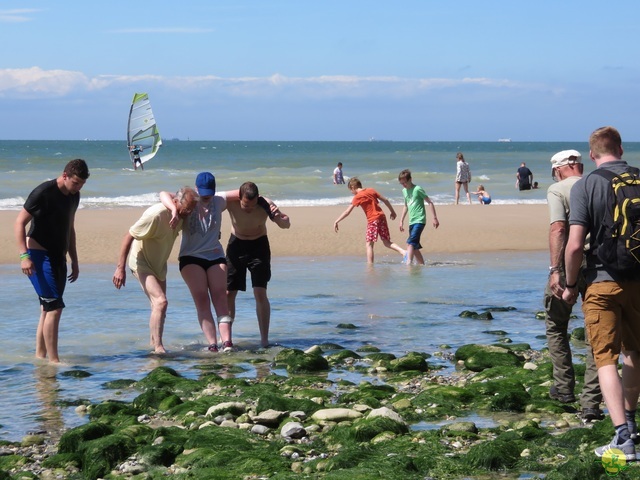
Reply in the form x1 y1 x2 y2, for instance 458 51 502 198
497 138 512 143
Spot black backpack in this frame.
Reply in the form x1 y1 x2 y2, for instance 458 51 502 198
593 167 640 276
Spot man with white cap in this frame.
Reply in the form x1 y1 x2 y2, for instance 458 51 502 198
545 149 603 422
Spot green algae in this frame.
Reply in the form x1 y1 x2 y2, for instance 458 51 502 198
455 343 524 372
28 341 633 480
274 348 330 373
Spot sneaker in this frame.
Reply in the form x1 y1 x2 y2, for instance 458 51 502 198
581 407 605 423
222 341 234 353
207 343 218 353
594 437 636 462
549 386 576 403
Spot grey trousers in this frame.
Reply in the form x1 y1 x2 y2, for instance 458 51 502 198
544 279 602 409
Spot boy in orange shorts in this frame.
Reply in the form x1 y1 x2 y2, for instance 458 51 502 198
334 177 406 263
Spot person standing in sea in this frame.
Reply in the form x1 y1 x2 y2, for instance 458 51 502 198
113 187 198 354
334 177 406 263
544 149 603 422
563 126 640 461
160 172 236 353
516 162 534 190
333 162 345 184
454 152 471 205
14 159 90 363
225 181 291 348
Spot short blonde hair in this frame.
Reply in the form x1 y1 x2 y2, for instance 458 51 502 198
589 126 622 159
348 177 362 189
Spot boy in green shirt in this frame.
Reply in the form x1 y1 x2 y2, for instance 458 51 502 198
398 169 440 265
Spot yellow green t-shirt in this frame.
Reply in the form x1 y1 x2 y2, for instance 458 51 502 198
127 203 182 281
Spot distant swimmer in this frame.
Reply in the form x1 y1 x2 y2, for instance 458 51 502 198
333 162 345 184
516 162 533 190
130 145 144 171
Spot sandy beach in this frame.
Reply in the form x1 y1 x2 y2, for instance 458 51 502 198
1 204 547 265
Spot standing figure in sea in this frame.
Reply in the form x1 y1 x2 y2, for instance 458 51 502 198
333 162 345 184
454 152 472 205
563 126 640 461
544 149 603 422
113 187 198 354
130 145 144 171
225 181 291 348
160 172 236 353
14 159 90 364
397 169 439 265
334 177 406 264
516 162 534 191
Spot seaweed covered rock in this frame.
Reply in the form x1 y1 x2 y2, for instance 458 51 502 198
274 348 329 373
455 343 524 372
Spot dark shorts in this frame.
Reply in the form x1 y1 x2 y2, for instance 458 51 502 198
519 184 531 191
28 249 66 311
406 223 425 249
226 234 271 291
179 255 226 271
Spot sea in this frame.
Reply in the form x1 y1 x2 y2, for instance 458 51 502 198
2 140 640 443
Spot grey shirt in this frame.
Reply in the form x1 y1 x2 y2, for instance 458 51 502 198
569 160 634 283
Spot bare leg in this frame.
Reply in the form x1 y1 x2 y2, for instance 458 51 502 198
413 249 425 265
181 264 218 346
598 364 626 427
406 244 415 264
206 264 231 344
227 290 238 320
463 182 471 204
454 182 461 205
253 287 270 347
381 238 405 256
134 271 168 354
36 307 62 363
366 241 375 264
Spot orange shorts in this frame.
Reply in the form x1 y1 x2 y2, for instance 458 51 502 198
582 281 640 368
365 218 390 243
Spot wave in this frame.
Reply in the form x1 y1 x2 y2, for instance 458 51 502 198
0 193 546 210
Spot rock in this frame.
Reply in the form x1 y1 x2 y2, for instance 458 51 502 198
205 401 247 418
311 408 364 422
251 409 288 426
367 407 406 426
445 421 478 434
281 422 307 439
523 362 538 370
251 425 271 435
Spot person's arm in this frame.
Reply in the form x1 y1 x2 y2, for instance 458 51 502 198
334 205 355 232
333 171 338 184
399 203 408 232
67 214 79 282
15 208 35 276
548 220 567 299
561 224 587 305
113 232 135 289
159 191 179 228
425 197 439 228
378 195 397 220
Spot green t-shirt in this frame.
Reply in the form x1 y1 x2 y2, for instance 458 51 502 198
403 185 427 225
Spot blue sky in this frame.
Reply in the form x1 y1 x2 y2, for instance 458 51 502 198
1 1 639 141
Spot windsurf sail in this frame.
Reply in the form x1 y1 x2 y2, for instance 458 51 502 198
127 93 162 165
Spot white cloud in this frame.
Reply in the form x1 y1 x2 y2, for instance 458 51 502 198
0 67 551 99
0 67 87 97
0 8 42 23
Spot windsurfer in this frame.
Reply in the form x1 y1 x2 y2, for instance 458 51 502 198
130 145 144 171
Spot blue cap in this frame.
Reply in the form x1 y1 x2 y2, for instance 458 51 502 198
195 172 216 196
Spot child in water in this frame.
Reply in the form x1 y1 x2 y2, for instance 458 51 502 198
471 185 491 205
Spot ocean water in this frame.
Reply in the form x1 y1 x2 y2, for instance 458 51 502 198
2 139 640 210
0 140 612 442
0 251 591 442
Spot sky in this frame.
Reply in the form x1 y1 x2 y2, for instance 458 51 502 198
1 1 639 141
